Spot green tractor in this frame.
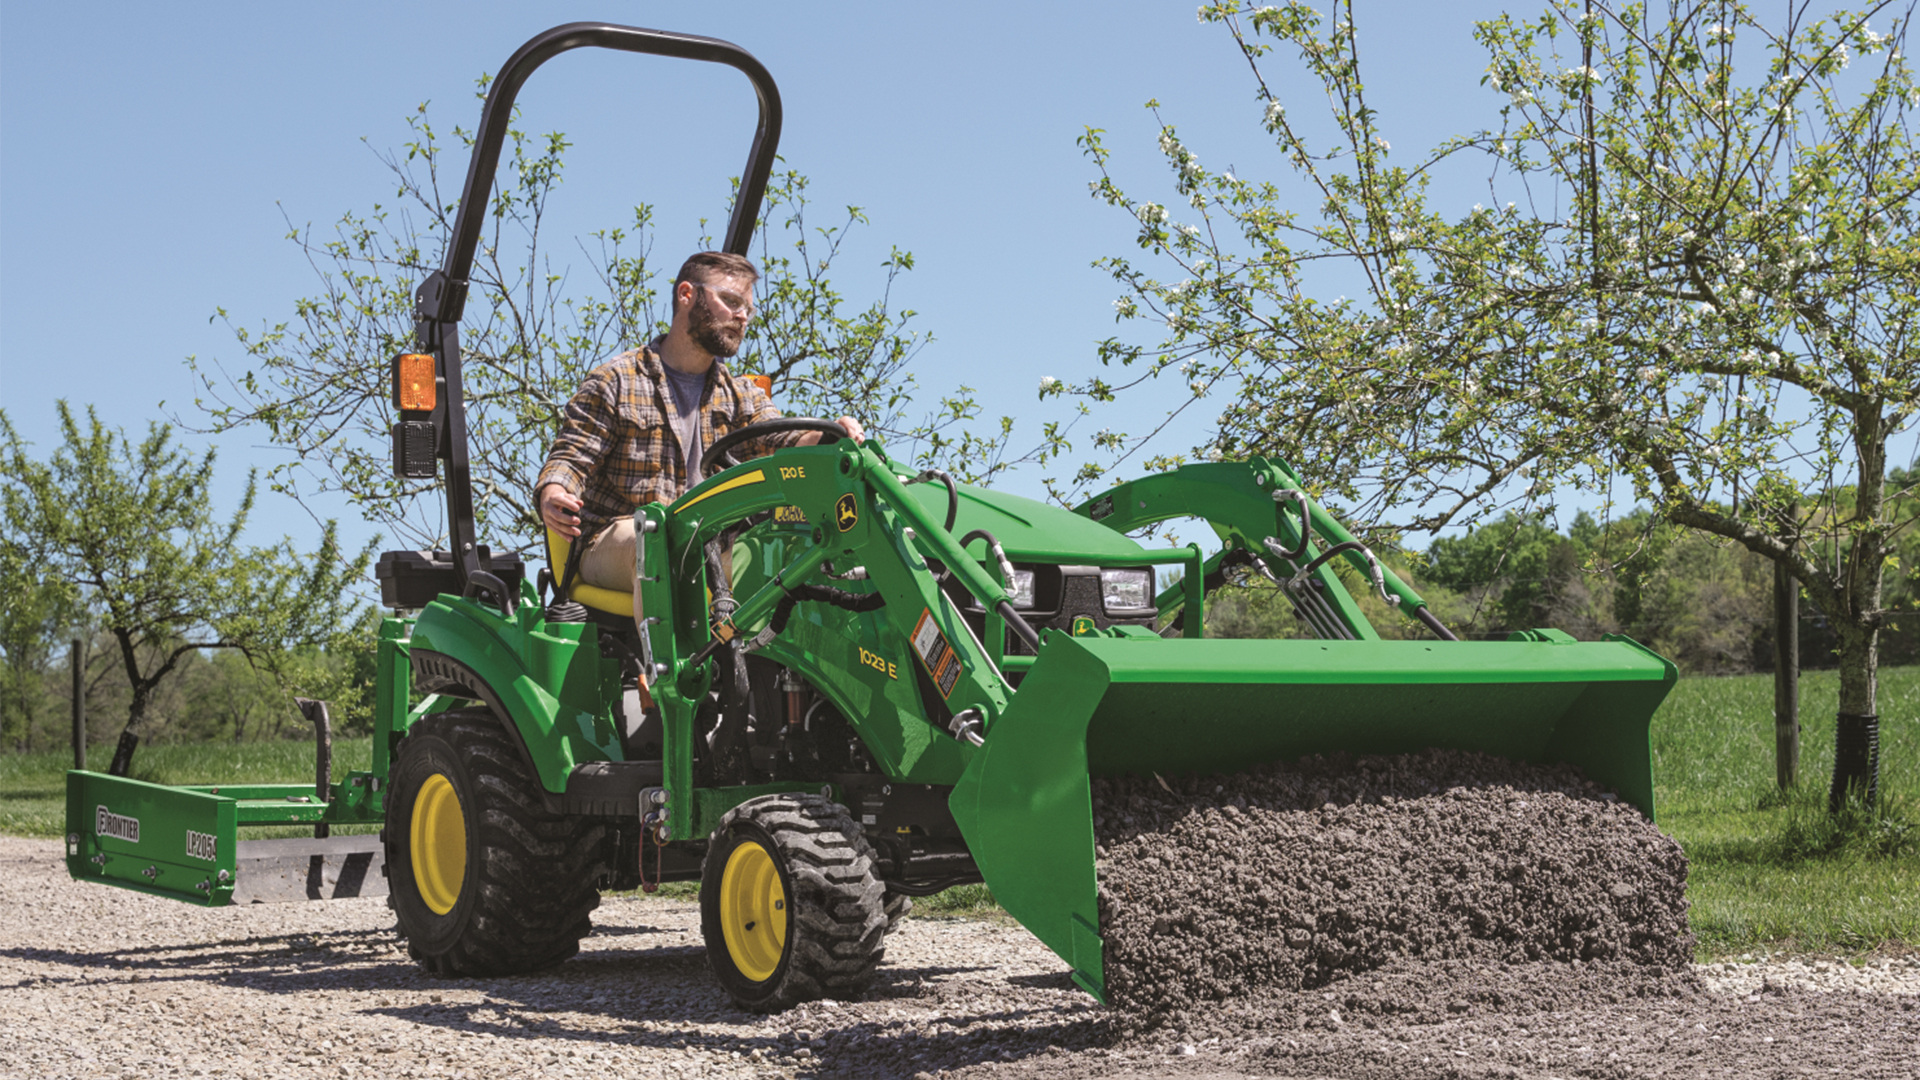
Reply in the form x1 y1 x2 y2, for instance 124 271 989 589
64 23 1676 1010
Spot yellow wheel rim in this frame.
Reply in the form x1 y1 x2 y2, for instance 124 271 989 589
718 840 787 981
411 772 467 916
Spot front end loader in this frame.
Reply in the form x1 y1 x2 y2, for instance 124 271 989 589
64 22 1677 1010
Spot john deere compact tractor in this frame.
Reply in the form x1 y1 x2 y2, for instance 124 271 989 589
65 23 1677 1010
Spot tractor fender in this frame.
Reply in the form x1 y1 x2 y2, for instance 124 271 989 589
405 594 622 797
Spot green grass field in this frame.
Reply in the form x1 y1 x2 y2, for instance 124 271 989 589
0 737 380 837
1651 665 1918 956
6 667 1914 955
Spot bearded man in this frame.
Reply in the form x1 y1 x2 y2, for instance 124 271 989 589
536 251 863 624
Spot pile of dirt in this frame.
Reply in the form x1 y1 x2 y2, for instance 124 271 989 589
1092 749 1694 1034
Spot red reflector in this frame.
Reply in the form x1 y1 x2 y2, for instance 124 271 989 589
396 354 436 411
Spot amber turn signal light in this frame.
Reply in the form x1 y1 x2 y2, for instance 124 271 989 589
750 374 773 396
395 353 436 411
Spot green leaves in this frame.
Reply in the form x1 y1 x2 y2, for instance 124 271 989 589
0 404 375 737
190 98 1031 544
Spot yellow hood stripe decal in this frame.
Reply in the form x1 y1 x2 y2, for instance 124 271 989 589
675 469 767 513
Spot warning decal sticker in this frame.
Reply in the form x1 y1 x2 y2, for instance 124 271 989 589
910 608 963 699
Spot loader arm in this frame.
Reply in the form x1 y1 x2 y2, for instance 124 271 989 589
634 441 1026 839
1077 458 1460 642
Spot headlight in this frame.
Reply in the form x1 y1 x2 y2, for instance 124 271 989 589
1008 569 1036 608
1100 567 1153 610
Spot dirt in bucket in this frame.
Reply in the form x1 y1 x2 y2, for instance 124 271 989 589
1091 749 1695 1036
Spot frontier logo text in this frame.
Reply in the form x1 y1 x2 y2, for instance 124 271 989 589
95 805 140 843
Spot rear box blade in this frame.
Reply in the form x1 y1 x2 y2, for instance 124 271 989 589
65 771 387 906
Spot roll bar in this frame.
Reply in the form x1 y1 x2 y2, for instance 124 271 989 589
402 23 784 613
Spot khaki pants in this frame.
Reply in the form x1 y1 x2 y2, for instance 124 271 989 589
579 517 734 639
580 518 645 635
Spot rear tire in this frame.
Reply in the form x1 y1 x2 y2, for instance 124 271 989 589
383 708 604 975
700 793 889 1011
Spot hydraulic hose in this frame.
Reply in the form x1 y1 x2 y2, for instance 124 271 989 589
956 526 1041 651
906 469 960 533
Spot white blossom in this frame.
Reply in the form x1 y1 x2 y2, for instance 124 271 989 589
1039 375 1059 391
1374 135 1391 151
1264 100 1286 125
1639 366 1658 383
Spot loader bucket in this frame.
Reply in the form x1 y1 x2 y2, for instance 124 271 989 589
946 631 1677 1003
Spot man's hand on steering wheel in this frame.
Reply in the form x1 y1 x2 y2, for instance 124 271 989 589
799 416 864 446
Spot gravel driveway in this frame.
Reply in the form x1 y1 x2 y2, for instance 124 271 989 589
2 836 1915 1079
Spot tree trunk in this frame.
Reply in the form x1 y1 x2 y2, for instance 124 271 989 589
1827 620 1880 811
1773 561 1798 789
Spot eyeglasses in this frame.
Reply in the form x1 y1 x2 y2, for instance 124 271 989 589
694 281 757 318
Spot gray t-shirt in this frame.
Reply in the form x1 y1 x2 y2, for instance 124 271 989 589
661 363 707 483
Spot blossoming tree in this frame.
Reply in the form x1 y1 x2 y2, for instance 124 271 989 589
1074 0 1918 807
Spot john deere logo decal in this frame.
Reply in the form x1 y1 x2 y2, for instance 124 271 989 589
1071 615 1097 636
835 494 859 532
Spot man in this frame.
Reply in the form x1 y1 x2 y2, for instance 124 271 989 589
536 251 863 624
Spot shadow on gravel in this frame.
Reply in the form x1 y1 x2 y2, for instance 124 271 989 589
339 952 1106 1076
5 900 1107 1077
1 927 398 976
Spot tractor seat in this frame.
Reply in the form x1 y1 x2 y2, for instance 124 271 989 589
545 526 633 618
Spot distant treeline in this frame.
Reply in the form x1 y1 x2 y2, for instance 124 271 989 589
1 614 379 755
8 493 1917 751
1207 492 1920 677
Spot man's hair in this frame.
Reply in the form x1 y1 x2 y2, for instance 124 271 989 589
673 251 758 307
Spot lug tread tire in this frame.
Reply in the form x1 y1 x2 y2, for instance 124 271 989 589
702 794 890 1011
386 709 604 976
883 888 913 931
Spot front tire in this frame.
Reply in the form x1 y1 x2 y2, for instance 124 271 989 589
700 794 889 1010
384 709 604 975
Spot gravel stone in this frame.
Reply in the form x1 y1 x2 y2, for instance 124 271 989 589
5 761 1917 1080
1093 749 1694 1030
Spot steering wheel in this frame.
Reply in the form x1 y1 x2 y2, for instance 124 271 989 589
697 417 846 479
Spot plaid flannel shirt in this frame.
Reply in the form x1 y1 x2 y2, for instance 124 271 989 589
536 343 803 538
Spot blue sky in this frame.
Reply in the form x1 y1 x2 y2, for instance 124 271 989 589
2 2 1519 564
